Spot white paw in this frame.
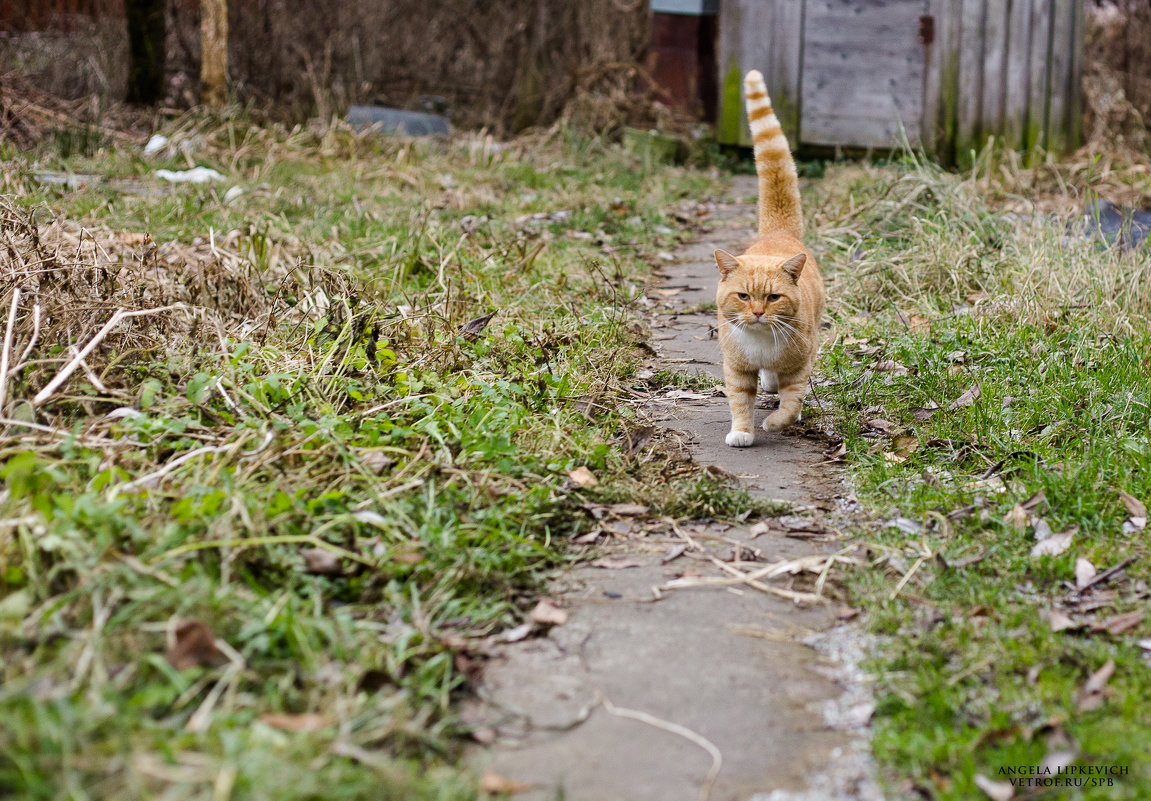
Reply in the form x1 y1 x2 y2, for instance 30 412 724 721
725 430 755 447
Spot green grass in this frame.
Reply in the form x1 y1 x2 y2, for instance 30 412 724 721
0 118 734 799
9 113 1151 801
809 149 1151 799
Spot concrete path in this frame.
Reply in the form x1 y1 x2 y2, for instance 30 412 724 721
468 177 880 801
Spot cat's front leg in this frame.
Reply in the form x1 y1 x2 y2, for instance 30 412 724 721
724 365 758 447
762 371 807 431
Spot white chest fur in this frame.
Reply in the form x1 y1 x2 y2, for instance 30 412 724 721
728 324 786 368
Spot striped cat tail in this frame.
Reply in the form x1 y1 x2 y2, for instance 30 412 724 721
744 70 803 239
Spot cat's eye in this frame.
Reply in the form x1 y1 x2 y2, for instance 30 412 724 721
736 293 750 300
767 293 781 302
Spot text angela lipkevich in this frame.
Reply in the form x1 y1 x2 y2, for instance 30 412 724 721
997 763 1128 788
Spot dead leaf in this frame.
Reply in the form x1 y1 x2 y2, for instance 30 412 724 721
1075 558 1096 589
606 503 649 517
908 314 931 334
167 620 228 670
301 548 342 575
893 435 920 455
1093 609 1145 635
947 383 981 411
1021 490 1048 512
1119 490 1147 518
357 450 396 472
1084 658 1116 693
567 466 598 488
1047 609 1081 632
973 773 1015 801
748 521 772 539
1031 529 1074 558
866 418 898 433
911 406 937 422
1122 517 1147 534
1032 518 1053 540
589 557 644 570
258 713 334 732
480 770 534 795
460 310 498 341
824 441 847 461
883 452 908 463
1076 659 1115 711
655 287 682 296
873 359 909 374
528 599 568 627
1003 504 1030 531
620 425 655 456
946 349 967 363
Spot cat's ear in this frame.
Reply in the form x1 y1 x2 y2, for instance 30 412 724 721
715 249 741 279
780 253 806 281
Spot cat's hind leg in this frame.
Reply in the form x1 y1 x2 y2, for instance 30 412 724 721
762 370 807 431
758 369 778 393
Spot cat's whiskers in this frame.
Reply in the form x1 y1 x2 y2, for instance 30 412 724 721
768 315 809 347
767 320 795 348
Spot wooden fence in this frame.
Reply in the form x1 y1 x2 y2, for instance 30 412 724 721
718 0 1085 163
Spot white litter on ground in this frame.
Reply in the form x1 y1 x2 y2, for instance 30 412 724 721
155 167 226 184
143 134 169 156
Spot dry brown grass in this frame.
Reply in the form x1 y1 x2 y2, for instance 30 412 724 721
811 150 1151 333
0 195 356 414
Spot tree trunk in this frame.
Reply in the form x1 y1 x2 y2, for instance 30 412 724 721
200 0 229 107
125 0 166 104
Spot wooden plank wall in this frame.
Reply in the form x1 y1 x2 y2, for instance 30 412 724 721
928 0 1083 164
801 0 929 149
716 1 803 146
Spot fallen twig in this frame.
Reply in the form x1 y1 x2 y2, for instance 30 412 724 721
599 693 722 801
12 302 42 372
707 557 824 603
663 554 833 588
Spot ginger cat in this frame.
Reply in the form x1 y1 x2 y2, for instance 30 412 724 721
716 70 825 447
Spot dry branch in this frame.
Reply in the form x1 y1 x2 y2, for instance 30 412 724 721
0 289 20 413
32 305 186 405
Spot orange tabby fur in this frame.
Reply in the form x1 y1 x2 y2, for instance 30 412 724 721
715 70 825 447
